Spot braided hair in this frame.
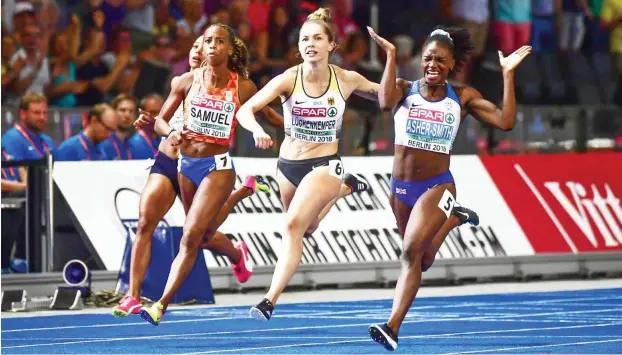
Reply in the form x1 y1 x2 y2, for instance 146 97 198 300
424 26 474 75
201 23 249 78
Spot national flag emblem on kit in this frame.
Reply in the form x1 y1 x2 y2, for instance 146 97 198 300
328 97 335 106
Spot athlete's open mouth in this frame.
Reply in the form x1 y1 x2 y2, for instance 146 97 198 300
426 70 440 80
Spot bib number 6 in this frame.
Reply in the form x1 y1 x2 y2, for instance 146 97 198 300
328 160 344 179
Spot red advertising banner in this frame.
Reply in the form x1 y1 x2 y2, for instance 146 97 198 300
480 153 622 253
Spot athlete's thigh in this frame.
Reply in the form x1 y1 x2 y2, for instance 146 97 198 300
178 173 198 215
139 173 177 221
390 195 413 238
286 167 342 229
276 167 297 212
403 183 457 250
184 170 236 236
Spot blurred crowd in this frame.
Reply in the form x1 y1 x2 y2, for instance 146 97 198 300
2 0 620 106
1 0 369 107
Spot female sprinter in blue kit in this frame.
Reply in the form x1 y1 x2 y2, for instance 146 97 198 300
367 25 531 351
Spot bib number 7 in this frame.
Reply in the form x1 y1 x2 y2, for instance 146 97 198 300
215 152 233 170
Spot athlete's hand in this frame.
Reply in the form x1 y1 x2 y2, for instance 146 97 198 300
499 46 531 74
253 130 273 150
134 108 155 128
168 130 183 146
367 26 395 55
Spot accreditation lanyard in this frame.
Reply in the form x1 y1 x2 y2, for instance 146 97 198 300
78 132 100 161
14 123 50 157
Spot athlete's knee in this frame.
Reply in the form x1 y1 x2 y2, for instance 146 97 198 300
286 215 307 237
400 248 421 268
180 226 205 251
400 238 426 267
135 217 156 241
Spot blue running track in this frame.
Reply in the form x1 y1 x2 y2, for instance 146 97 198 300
2 288 622 354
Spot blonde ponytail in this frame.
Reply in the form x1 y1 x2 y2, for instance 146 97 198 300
307 7 331 22
303 7 336 43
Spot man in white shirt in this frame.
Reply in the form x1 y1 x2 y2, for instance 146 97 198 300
7 23 50 105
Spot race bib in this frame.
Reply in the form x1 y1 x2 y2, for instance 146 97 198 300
187 96 236 139
328 159 344 179
214 151 233 170
401 107 455 154
437 189 455 218
290 106 338 144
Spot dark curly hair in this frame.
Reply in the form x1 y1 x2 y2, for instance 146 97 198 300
424 26 474 75
202 23 249 78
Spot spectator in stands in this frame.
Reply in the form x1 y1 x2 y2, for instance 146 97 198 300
123 0 155 53
5 24 50 105
101 28 141 95
229 0 251 29
586 0 609 52
71 0 105 41
393 35 422 82
153 0 177 37
139 33 176 65
336 29 368 70
601 0 622 78
36 0 60 54
1 148 28 274
209 6 231 26
100 0 128 49
332 0 359 44
451 0 489 81
55 103 117 161
237 20 254 47
559 0 593 51
5 1 37 41
177 0 209 36
129 93 163 160
492 0 532 55
170 0 208 77
100 93 137 160
531 0 560 53
1 35 19 97
204 0 229 18
48 16 95 108
75 28 130 106
324 0 367 70
247 0 272 36
254 5 297 85
1 93 56 160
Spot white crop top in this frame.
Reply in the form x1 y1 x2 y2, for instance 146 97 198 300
394 80 462 154
282 65 347 144
170 101 185 131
